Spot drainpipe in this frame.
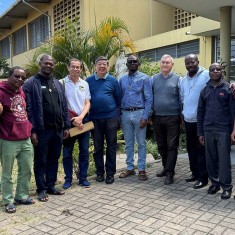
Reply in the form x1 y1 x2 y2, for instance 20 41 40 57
22 0 51 38
0 33 13 67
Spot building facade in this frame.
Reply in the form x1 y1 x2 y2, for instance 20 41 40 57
0 0 234 79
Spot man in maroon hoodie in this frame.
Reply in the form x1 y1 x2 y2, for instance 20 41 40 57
0 66 34 213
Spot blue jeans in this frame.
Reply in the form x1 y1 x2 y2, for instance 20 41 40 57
92 118 117 176
121 109 147 171
34 129 63 193
63 131 90 182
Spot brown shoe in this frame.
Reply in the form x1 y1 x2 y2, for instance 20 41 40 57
138 170 148 181
119 169 136 178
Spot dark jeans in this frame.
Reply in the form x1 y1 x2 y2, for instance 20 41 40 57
34 128 63 193
153 115 180 174
92 118 117 176
204 130 232 191
62 130 90 182
184 121 208 183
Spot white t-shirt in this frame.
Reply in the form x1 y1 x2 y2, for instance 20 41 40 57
62 76 91 115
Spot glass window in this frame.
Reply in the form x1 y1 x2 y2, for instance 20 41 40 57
29 15 49 49
13 26 27 55
0 37 10 59
177 40 199 58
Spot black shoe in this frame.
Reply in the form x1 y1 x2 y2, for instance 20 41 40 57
185 175 197 182
208 185 220 194
96 175 105 182
164 173 174 185
221 190 231 200
105 175 114 184
47 187 65 195
156 169 166 177
193 181 208 189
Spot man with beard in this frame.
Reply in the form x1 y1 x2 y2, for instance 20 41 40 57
119 54 153 181
23 55 70 202
180 54 209 189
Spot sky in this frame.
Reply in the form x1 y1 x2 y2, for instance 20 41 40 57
0 0 16 16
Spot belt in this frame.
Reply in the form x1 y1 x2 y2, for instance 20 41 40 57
122 107 144 111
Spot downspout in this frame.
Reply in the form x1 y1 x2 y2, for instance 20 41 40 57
22 0 51 38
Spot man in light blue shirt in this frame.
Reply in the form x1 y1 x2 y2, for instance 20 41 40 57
119 55 153 180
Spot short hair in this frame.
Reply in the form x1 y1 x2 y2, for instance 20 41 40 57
95 56 109 65
39 54 54 62
161 54 174 63
8 66 24 77
68 58 84 70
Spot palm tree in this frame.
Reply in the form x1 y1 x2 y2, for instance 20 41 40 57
24 17 136 79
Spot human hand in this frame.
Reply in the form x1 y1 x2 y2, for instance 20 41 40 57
63 129 70 139
139 118 147 128
0 103 3 115
199 136 205 145
31 133 38 146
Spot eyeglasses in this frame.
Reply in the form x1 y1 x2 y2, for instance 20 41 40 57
127 60 139 65
209 67 222 72
13 74 27 81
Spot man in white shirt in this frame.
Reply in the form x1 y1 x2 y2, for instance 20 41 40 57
61 58 91 189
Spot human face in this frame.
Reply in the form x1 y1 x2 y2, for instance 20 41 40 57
68 60 82 77
126 55 140 74
39 56 54 76
160 57 174 75
95 59 109 78
8 69 26 91
185 56 199 76
209 63 222 82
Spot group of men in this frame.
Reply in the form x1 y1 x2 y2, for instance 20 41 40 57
0 52 234 213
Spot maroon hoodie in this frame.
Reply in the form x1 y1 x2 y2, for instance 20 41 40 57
0 81 32 141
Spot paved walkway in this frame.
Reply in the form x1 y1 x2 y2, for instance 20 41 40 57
1 153 235 235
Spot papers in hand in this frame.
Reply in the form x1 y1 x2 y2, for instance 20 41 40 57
69 121 94 137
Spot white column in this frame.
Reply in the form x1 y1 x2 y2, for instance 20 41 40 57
220 6 231 81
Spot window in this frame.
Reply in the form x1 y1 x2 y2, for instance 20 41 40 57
13 26 27 55
29 15 49 49
139 40 199 61
215 37 235 80
0 37 10 59
174 9 197 29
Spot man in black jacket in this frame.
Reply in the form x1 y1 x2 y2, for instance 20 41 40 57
23 55 70 202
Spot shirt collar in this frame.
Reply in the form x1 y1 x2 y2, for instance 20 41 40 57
94 72 109 80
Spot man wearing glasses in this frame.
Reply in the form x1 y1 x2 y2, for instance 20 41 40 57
61 58 91 189
119 55 153 181
0 66 34 213
86 56 121 184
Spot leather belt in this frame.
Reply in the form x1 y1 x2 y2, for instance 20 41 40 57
122 107 144 111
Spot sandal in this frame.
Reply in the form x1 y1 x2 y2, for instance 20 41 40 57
15 197 35 205
119 169 136 178
5 203 16 213
37 190 49 202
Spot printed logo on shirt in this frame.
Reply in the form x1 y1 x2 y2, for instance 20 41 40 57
219 92 225 96
79 86 85 91
41 86 47 89
10 95 28 122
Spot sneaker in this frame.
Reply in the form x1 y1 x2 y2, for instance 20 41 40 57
62 180 72 189
79 179 91 188
96 175 105 182
106 175 114 184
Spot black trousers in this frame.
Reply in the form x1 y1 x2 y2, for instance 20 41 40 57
153 115 180 174
92 118 118 176
184 121 208 183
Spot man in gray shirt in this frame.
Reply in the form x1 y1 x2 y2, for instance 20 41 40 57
152 54 181 184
